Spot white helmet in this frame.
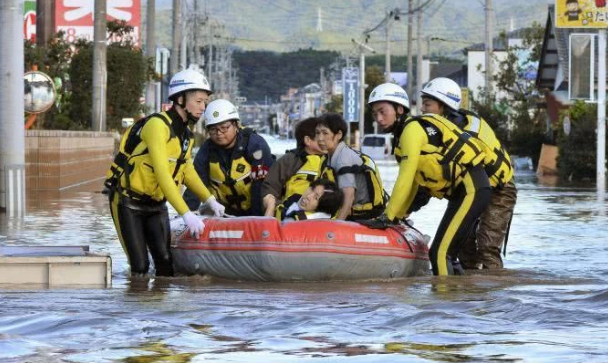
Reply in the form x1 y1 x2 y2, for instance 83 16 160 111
204 99 240 127
168 69 212 100
368 83 410 112
420 77 461 111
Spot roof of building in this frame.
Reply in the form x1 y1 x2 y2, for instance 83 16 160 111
465 28 533 52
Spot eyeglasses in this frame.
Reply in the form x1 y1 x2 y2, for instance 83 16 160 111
207 123 233 135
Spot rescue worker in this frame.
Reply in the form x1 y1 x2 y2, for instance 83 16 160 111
262 117 327 219
315 113 387 220
105 69 225 277
183 99 274 216
282 178 343 221
364 83 491 276
420 77 517 269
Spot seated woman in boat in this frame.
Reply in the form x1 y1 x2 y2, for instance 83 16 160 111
282 178 343 221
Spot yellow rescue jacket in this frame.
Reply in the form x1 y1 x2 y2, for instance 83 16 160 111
457 109 514 188
283 151 328 200
104 112 193 204
207 128 255 213
394 114 486 198
275 151 328 219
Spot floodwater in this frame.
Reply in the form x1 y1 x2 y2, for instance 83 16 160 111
1 169 608 363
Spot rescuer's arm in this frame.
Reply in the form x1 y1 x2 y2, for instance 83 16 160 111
385 121 427 220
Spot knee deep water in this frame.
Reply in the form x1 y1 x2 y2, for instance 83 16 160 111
1 169 608 363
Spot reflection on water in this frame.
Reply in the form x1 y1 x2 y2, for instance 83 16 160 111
1 173 608 362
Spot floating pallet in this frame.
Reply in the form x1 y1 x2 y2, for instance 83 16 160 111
0 246 112 287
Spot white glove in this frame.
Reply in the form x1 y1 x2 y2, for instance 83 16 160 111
206 196 226 217
182 211 204 238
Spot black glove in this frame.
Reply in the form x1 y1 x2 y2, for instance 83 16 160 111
357 214 397 230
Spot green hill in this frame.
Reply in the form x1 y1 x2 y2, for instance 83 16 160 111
149 0 551 54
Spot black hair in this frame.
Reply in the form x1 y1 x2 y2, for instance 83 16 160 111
317 113 347 142
294 117 320 149
310 178 343 216
421 93 455 118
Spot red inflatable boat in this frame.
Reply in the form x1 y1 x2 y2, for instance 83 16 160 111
171 216 430 282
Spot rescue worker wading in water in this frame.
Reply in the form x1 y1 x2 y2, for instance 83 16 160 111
362 83 491 276
420 77 517 270
105 69 226 277
183 99 274 216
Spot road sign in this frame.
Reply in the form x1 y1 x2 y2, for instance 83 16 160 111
342 67 359 122
24 1 36 41
55 0 141 44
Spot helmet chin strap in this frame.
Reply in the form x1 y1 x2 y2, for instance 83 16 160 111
381 105 407 133
185 110 199 125
177 92 200 125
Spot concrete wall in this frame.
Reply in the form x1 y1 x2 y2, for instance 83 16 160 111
25 130 115 192
467 50 509 100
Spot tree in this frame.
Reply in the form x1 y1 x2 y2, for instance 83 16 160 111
364 65 386 134
471 22 547 166
70 21 152 131
557 101 603 181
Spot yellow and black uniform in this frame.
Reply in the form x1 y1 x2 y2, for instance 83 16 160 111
448 109 517 269
262 148 328 220
452 109 513 188
387 114 491 276
184 128 274 216
105 108 212 276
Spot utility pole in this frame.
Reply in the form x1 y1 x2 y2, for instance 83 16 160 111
180 1 187 70
485 0 493 94
415 0 423 114
407 0 414 98
320 67 326 109
353 39 375 149
384 8 400 82
171 0 182 76
0 0 26 216
207 23 214 90
92 0 107 132
36 0 55 46
385 10 392 82
597 29 606 194
145 0 156 113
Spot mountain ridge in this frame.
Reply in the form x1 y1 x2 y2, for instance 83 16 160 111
147 0 552 54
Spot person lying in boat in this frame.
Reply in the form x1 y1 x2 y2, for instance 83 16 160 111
282 178 343 221
262 116 329 219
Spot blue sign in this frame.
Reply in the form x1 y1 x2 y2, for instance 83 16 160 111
342 67 359 122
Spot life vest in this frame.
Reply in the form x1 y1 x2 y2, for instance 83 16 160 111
283 150 328 202
207 128 255 213
396 114 485 199
275 150 329 219
457 109 514 188
104 112 192 203
332 151 388 219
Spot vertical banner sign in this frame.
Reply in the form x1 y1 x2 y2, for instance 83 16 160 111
55 0 141 45
342 67 359 122
555 0 608 28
